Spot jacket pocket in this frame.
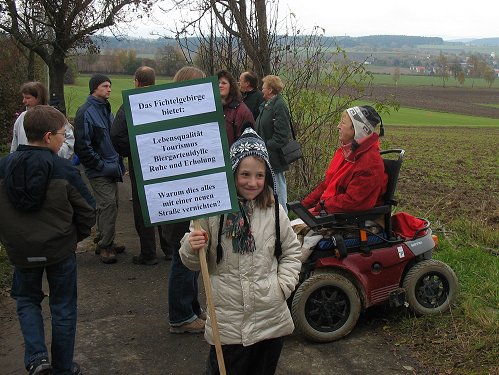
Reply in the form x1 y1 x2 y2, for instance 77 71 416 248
101 160 122 179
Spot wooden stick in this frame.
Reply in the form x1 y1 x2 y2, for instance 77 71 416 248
194 220 226 375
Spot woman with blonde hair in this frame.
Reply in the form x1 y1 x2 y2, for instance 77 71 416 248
255 75 292 213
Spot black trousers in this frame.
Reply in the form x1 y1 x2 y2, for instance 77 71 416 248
129 160 173 260
205 337 284 375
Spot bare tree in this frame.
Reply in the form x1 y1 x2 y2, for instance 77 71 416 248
166 0 278 80
436 51 449 87
392 67 400 86
483 67 496 88
0 0 156 113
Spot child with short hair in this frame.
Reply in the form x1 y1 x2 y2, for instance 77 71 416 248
180 128 302 375
0 105 95 375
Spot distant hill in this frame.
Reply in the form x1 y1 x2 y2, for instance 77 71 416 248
336 35 444 48
468 37 499 46
93 34 499 54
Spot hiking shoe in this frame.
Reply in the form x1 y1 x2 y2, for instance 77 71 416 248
27 357 52 375
113 243 126 254
170 318 205 334
95 243 125 255
132 255 158 265
70 362 82 375
100 248 117 264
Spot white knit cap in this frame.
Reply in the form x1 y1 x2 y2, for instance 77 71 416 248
346 106 381 141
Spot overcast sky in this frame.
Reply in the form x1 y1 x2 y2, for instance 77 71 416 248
128 0 498 41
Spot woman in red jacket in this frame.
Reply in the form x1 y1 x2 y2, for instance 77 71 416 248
302 106 387 216
217 69 255 145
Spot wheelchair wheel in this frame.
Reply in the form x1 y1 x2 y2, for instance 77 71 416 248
291 272 361 342
403 259 458 316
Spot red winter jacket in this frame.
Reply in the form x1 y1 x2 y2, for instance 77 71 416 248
223 99 255 146
302 134 387 215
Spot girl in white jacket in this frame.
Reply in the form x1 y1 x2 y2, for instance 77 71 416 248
180 128 302 375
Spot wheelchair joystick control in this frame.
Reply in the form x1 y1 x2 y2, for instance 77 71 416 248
319 201 327 217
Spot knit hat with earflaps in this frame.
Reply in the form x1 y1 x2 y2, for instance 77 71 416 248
230 127 277 194
215 128 282 263
346 105 384 141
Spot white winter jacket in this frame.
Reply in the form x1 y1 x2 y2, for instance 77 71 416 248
11 110 75 160
180 203 302 347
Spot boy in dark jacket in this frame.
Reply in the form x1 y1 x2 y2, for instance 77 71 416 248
0 105 95 375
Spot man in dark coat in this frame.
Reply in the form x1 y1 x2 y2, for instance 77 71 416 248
239 71 264 121
74 73 125 264
110 66 173 265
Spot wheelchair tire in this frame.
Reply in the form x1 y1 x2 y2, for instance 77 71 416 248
291 272 361 342
403 259 458 316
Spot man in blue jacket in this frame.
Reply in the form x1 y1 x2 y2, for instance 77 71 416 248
74 74 125 264
0 105 95 375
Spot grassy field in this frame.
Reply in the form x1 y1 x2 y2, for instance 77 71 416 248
384 131 499 373
65 74 173 118
65 74 499 128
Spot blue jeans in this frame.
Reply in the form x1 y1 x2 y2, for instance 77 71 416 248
168 221 201 325
11 255 77 375
275 172 288 214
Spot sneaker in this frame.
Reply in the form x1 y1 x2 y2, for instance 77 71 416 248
170 318 205 334
198 311 207 320
100 248 117 264
70 362 82 375
28 357 52 375
132 255 158 265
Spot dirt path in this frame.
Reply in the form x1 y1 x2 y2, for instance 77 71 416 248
0 175 422 374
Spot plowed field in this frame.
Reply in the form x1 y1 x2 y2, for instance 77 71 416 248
371 85 499 119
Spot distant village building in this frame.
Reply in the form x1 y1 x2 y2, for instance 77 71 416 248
409 66 435 75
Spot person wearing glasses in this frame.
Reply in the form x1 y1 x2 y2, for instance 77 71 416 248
10 81 75 159
74 74 125 264
0 105 95 375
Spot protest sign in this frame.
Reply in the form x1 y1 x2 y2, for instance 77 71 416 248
122 76 238 226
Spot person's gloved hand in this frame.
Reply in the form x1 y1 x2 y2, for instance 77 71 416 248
302 231 323 249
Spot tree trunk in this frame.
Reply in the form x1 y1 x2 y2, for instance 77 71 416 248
27 50 36 81
48 54 68 115
255 0 271 78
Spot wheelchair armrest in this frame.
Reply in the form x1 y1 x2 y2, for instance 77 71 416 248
287 201 391 228
333 205 391 224
287 201 337 229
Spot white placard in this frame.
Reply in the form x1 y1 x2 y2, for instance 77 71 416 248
145 172 232 223
128 82 216 125
136 122 225 181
